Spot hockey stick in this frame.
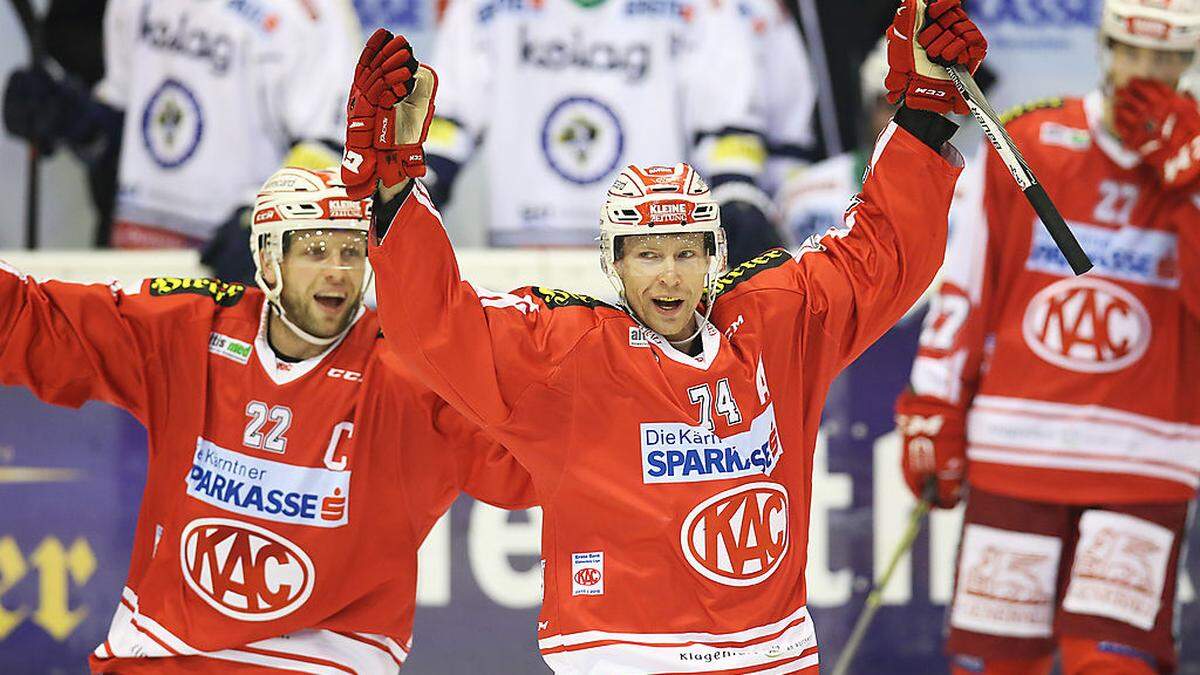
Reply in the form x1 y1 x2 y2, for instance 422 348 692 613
829 480 936 675
943 64 1092 275
9 0 44 250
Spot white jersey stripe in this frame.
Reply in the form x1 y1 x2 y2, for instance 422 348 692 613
539 605 811 650
94 587 403 673
540 607 816 674
968 446 1200 488
967 401 1200 476
972 395 1200 440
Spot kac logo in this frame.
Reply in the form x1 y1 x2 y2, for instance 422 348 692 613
1021 277 1151 373
180 518 315 621
681 482 788 586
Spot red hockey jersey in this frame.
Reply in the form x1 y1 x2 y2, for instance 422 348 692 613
368 122 962 673
0 265 533 672
898 92 1200 505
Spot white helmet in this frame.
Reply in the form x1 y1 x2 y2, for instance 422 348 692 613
250 167 373 346
1102 0 1200 51
599 162 727 301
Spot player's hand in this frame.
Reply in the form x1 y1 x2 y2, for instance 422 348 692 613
885 0 987 116
342 29 438 200
1114 78 1200 189
895 396 966 508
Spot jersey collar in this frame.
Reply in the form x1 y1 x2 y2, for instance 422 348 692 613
1084 90 1141 170
641 312 722 370
253 303 364 386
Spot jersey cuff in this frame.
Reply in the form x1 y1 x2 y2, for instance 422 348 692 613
372 181 415 242
894 106 959 152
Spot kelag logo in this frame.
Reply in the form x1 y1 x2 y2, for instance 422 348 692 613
970 0 1097 26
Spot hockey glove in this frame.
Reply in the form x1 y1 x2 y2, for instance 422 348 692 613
1114 78 1200 190
342 29 438 200
895 394 966 508
885 0 987 116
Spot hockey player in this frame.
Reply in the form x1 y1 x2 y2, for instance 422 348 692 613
895 1 1200 673
341 0 987 669
5 0 362 253
737 0 819 197
419 0 783 265
0 167 532 671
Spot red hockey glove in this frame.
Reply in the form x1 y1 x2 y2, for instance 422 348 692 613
895 396 966 508
1114 78 1200 190
885 0 987 116
342 29 438 199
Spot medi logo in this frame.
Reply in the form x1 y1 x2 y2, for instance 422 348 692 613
641 405 782 483
186 438 351 527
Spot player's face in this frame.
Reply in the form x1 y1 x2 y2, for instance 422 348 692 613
614 233 710 342
277 229 369 338
1106 40 1194 91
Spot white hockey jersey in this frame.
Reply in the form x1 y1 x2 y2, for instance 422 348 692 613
96 0 360 246
426 0 765 246
737 0 816 194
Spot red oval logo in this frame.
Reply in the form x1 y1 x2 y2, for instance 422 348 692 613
574 567 602 586
681 482 789 587
180 518 315 621
1022 277 1151 373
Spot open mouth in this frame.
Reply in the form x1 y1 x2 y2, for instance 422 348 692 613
651 297 685 313
314 292 347 312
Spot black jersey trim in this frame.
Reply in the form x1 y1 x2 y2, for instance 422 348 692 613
531 287 617 310
147 277 246 306
1000 97 1065 126
712 248 791 298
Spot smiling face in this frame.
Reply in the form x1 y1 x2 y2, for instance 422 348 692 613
264 229 368 341
613 232 711 342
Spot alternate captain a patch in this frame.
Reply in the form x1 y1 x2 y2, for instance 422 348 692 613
148 277 246 306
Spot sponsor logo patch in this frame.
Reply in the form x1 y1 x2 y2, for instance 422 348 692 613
950 524 1061 638
642 405 782 483
1025 220 1178 288
186 438 351 528
1062 510 1174 631
681 482 789 586
1039 122 1091 150
180 517 314 621
541 95 625 185
209 332 252 364
1022 277 1151 373
629 326 650 347
571 551 604 596
149 277 245 306
141 78 204 169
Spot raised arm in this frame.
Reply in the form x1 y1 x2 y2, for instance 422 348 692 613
0 262 168 422
367 182 587 432
342 30 592 433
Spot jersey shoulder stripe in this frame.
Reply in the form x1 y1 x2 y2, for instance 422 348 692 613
146 277 247 307
713 248 791 298
532 287 617 311
1000 97 1065 127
